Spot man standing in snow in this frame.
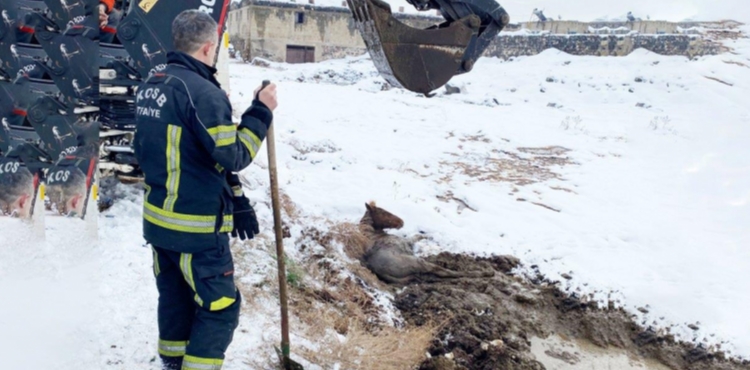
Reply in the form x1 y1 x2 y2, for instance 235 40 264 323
533 8 547 22
133 10 278 370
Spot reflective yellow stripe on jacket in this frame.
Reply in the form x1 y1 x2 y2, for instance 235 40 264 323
238 127 262 159
164 124 182 211
143 201 233 233
207 124 237 147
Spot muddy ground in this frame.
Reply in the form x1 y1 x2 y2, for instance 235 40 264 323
389 253 750 370
292 223 749 370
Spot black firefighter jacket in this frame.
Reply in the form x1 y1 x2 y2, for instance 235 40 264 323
134 51 272 252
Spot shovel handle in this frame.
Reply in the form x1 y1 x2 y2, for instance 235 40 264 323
256 80 271 100
263 80 292 363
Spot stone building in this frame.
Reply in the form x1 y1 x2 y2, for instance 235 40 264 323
227 0 440 63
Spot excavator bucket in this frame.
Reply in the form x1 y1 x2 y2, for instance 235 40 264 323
347 0 477 94
347 0 509 94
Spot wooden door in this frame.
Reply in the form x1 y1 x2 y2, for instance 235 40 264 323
286 45 315 64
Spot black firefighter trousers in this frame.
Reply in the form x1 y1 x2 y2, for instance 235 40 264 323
151 243 241 370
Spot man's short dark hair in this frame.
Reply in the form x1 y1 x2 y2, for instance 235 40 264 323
0 165 34 208
172 10 218 54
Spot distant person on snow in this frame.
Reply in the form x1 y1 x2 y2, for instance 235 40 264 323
134 9 278 370
533 8 547 22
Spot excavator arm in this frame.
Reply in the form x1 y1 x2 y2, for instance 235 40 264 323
116 0 230 79
347 0 509 94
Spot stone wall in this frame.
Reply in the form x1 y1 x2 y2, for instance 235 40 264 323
486 34 724 59
518 20 742 35
519 20 687 34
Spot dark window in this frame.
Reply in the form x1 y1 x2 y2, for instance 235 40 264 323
296 12 305 24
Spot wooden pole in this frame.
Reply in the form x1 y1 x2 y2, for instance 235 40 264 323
262 81 293 368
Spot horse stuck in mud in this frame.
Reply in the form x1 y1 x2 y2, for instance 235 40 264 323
358 202 494 285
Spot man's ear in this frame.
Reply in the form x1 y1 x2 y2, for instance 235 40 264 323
70 194 82 211
17 194 29 209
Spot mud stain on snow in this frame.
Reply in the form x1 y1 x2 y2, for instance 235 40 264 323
391 253 750 370
531 335 672 370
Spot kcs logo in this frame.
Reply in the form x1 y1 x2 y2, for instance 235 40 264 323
48 169 70 184
0 161 20 174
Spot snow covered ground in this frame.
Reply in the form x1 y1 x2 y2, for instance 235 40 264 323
0 188 100 369
224 28 750 360
2 25 748 369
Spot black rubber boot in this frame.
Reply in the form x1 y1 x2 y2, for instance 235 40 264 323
160 355 183 370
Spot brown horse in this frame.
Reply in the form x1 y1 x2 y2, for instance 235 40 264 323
359 202 494 285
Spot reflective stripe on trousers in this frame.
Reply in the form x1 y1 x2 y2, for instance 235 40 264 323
158 339 187 357
152 246 161 276
182 354 223 370
179 253 203 306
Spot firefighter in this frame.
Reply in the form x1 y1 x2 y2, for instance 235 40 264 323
133 9 278 370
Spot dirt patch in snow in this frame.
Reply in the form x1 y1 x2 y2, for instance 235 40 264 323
295 69 367 86
391 252 750 370
439 146 575 186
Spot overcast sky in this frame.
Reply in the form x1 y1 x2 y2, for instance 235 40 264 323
497 0 749 23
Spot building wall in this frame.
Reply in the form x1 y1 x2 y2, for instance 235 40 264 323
227 2 440 63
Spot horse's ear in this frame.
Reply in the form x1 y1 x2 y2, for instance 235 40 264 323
365 203 372 212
